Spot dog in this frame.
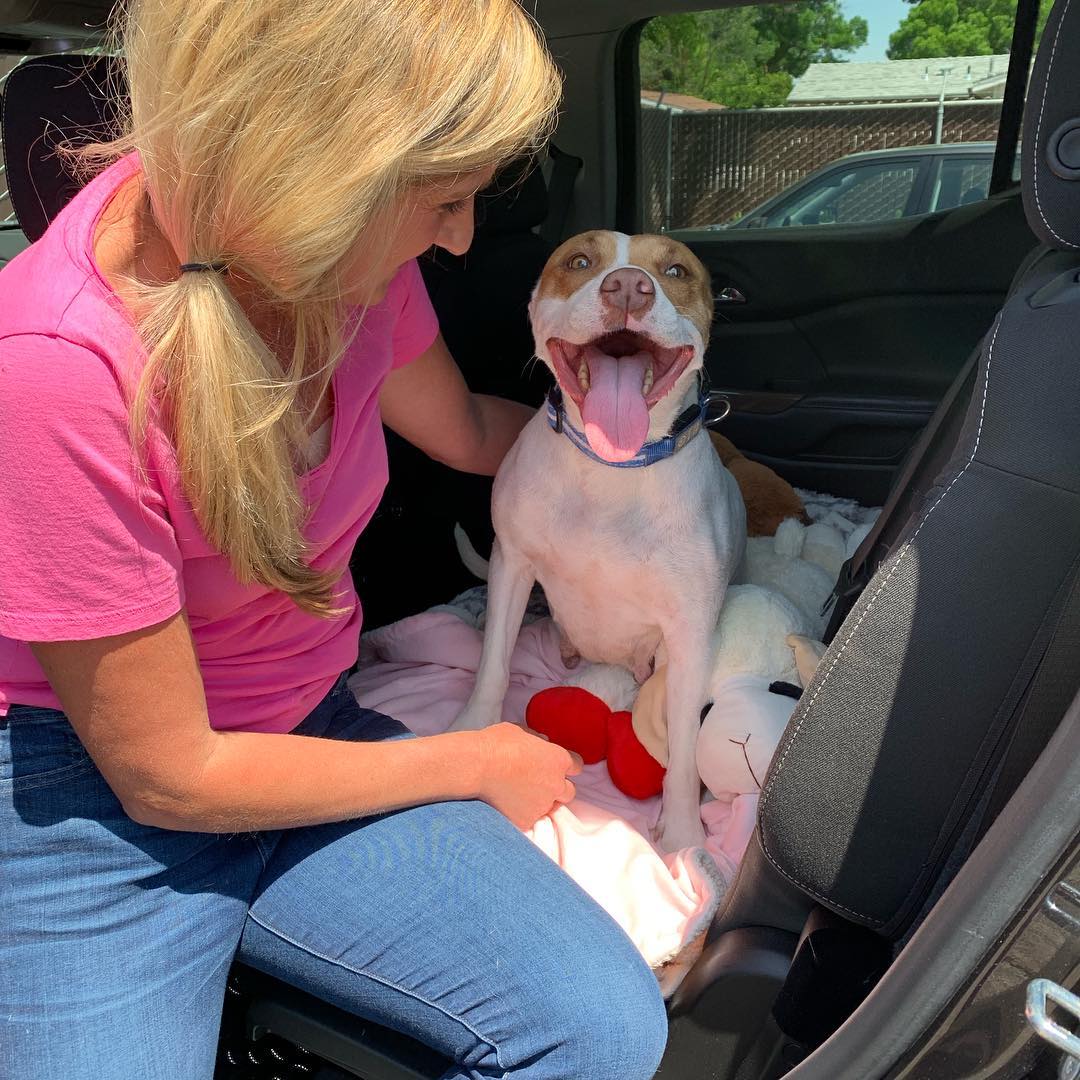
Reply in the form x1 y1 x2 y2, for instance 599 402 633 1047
449 230 746 852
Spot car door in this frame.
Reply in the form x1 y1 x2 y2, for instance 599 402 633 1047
681 187 1034 505
629 13 1040 506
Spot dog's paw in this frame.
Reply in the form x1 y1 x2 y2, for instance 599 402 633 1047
655 812 707 854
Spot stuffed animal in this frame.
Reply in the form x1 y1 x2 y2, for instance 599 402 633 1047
631 584 815 799
735 517 844 637
524 515 839 805
710 432 809 537
526 685 667 799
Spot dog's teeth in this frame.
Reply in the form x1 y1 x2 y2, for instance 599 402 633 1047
642 364 654 395
578 361 590 392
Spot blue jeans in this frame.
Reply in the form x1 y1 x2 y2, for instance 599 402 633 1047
0 674 666 1079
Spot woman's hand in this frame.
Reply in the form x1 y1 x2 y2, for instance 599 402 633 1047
472 722 582 830
379 334 533 476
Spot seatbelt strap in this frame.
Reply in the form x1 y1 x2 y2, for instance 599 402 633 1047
539 143 583 246
823 349 980 642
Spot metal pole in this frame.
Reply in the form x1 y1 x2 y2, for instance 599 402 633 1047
664 106 674 232
934 66 952 144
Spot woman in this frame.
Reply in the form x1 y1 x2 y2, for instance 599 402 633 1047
0 1 669 1077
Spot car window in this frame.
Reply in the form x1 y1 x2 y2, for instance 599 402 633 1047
637 0 1047 233
927 156 993 214
752 160 921 228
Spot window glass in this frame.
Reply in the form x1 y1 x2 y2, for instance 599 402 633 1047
638 0 1046 233
927 157 994 213
752 160 920 228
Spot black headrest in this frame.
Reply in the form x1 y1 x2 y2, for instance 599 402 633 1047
475 155 549 237
1 53 126 242
1022 0 1080 251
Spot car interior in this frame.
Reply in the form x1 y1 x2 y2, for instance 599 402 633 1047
2 0 1080 1077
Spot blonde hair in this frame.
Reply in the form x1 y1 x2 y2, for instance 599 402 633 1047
87 0 560 614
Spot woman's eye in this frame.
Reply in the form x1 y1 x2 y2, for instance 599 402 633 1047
442 199 469 215
567 253 591 270
664 264 688 278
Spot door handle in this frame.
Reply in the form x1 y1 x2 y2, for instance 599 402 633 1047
1026 978 1080 1066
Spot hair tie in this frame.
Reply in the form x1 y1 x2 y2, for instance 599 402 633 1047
178 261 229 275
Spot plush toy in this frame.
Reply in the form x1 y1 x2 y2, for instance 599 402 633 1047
525 516 838 806
710 432 809 537
630 584 816 798
526 686 666 799
735 517 845 637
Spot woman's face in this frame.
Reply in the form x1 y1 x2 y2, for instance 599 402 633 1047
341 166 497 305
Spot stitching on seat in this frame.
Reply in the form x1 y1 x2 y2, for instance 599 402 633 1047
244 910 508 1075
757 312 1002 923
1032 0 1079 250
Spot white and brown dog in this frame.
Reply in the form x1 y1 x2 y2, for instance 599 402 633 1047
451 230 746 852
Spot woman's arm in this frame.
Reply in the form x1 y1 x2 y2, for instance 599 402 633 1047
379 334 534 475
31 611 578 833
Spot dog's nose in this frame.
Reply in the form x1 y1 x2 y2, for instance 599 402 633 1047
599 267 655 317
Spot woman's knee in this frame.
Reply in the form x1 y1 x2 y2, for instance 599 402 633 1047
545 944 668 1080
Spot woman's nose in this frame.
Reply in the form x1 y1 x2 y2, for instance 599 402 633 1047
436 203 475 257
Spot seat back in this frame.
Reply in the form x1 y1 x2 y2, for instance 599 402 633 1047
750 0 1080 940
2 53 124 242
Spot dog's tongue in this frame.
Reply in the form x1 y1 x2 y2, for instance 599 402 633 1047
581 346 650 462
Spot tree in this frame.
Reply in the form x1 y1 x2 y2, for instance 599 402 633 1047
640 2 868 110
887 0 1048 59
756 3 869 75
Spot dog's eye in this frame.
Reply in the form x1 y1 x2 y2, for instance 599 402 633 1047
567 253 591 271
664 264 688 278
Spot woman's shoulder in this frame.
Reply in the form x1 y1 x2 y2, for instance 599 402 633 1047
0 155 141 366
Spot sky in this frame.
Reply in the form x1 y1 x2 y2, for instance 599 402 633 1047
845 0 912 60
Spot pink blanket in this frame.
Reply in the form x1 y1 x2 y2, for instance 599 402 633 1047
348 609 759 993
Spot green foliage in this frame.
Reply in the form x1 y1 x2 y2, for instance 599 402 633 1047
640 2 868 109
887 0 1048 59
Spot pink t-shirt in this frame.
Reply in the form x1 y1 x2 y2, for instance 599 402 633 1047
0 154 439 732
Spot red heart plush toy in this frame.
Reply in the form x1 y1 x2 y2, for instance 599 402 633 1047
525 686 666 799
525 686 609 764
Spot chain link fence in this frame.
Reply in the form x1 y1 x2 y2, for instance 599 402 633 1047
641 99 1003 232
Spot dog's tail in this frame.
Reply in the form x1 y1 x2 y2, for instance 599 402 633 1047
454 523 490 581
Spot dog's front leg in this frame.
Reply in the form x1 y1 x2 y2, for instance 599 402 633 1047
449 538 535 731
654 619 714 853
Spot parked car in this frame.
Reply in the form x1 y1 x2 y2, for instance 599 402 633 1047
717 142 1020 230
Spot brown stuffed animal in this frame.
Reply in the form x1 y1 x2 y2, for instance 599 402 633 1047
710 432 809 537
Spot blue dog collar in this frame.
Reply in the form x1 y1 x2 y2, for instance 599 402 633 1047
545 372 712 469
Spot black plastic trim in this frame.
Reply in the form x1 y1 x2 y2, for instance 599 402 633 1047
991 0 1041 195
242 968 450 1080
614 18 647 234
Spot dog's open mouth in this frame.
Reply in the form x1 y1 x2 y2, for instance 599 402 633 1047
547 331 694 462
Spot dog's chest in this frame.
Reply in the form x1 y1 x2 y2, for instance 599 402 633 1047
493 419 737 667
